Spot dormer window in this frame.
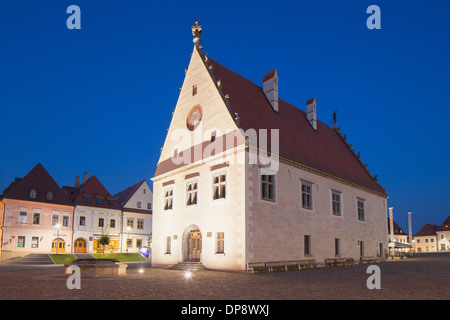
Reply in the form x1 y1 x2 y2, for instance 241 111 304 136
30 189 37 200
83 196 91 203
96 198 103 205
46 191 54 202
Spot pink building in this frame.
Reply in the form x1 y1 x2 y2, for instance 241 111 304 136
0 163 74 260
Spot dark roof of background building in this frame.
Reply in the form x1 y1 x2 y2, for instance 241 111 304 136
1 163 72 206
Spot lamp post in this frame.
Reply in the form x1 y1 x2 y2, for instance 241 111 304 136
127 226 131 254
55 224 61 255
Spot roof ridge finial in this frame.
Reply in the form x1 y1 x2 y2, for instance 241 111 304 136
192 19 202 47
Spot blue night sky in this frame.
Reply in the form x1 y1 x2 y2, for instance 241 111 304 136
1 0 449 233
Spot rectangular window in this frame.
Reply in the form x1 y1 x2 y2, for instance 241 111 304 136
304 235 311 256
96 198 103 205
164 188 173 210
19 211 27 224
261 174 276 201
301 182 313 209
165 236 171 254
192 84 197 96
52 215 59 226
98 218 104 227
136 239 142 248
127 218 134 229
357 198 365 221
17 236 25 248
79 216 86 226
186 181 198 206
137 219 144 229
137 201 141 208
32 213 40 225
31 237 39 248
213 173 226 200
62 216 69 227
335 238 341 257
110 219 116 228
83 196 91 203
127 239 133 248
332 191 342 216
216 232 225 254
147 202 152 210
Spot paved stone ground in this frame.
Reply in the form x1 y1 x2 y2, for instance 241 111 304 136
0 254 449 301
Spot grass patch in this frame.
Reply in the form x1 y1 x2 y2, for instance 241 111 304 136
91 253 146 262
50 254 77 264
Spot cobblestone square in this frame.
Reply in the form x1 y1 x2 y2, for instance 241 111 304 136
1 253 449 301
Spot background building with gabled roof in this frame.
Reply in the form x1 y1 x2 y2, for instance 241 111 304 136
114 180 153 254
414 223 439 253
0 163 74 260
63 173 122 254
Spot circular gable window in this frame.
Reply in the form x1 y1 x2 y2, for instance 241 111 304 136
186 104 203 131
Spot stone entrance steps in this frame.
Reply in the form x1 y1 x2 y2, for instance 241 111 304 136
168 261 206 271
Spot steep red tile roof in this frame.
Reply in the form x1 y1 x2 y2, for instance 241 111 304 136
437 215 450 231
1 163 72 206
208 58 386 195
71 175 121 210
414 223 438 236
114 180 146 208
387 218 408 235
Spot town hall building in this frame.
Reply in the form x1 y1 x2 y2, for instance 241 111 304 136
151 21 389 271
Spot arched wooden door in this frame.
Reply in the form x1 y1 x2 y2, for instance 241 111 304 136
74 238 87 253
187 229 202 262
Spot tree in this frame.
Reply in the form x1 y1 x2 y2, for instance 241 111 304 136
98 234 110 255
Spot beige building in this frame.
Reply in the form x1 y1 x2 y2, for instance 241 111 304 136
0 163 74 260
414 223 438 253
151 21 388 271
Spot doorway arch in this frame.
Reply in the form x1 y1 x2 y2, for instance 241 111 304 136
74 238 87 253
51 238 65 253
182 225 202 262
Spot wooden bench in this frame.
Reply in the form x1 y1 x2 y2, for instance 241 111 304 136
360 256 375 264
247 262 267 274
325 258 337 267
335 257 355 267
266 261 287 272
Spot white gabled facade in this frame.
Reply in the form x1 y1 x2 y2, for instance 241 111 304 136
117 180 153 253
151 22 388 271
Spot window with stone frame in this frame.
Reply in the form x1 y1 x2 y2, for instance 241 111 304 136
261 174 276 201
212 173 226 200
186 181 198 206
301 181 313 209
164 187 173 210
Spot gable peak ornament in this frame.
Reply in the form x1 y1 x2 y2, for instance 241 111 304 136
192 20 202 46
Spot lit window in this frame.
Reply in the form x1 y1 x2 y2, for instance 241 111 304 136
216 232 224 254
98 218 104 227
33 213 40 225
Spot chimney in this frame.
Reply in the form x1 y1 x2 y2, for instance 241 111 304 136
263 69 278 112
83 172 87 185
75 175 80 188
306 98 317 130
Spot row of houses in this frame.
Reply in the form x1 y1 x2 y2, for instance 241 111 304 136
388 216 450 253
0 163 153 261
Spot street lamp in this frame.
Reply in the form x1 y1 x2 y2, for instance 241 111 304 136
55 224 61 255
126 226 131 254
